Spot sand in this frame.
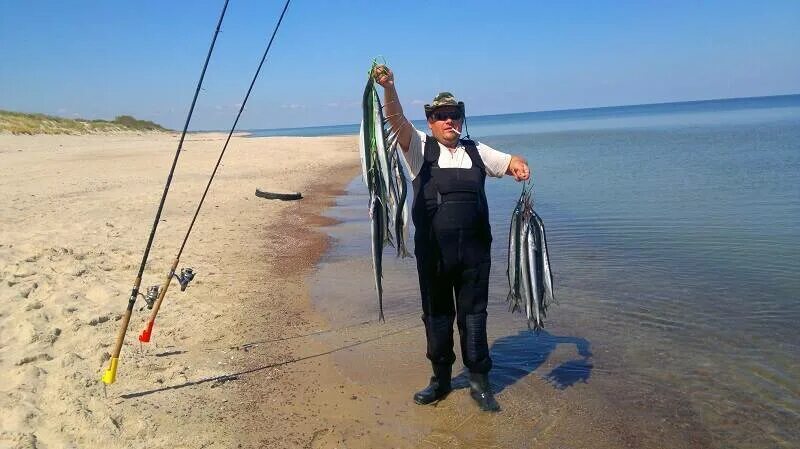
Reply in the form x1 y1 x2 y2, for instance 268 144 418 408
0 131 364 448
0 131 711 449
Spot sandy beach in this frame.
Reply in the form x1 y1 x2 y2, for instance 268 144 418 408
0 132 364 448
0 131 712 449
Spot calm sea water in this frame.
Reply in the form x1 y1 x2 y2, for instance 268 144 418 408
281 95 799 448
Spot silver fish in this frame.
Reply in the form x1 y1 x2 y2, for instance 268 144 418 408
506 204 523 313
506 184 553 329
358 119 369 187
360 80 376 193
527 215 544 329
372 90 393 215
533 211 555 307
369 194 386 322
359 68 413 321
519 219 533 321
385 124 411 256
390 145 411 257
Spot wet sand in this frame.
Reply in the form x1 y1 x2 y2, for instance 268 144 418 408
1 131 712 448
307 179 716 448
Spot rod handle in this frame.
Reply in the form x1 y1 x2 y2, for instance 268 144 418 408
102 357 119 384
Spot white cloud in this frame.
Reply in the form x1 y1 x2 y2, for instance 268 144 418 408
280 104 306 109
411 99 425 105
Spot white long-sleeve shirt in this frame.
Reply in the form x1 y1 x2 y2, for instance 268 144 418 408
401 126 512 181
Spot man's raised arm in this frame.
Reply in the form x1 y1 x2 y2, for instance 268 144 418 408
372 65 414 153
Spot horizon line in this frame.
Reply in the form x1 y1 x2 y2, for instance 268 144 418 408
238 92 800 133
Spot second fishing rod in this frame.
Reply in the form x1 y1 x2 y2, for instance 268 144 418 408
138 0 292 344
101 0 230 386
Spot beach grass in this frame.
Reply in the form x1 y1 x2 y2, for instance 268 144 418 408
0 110 170 135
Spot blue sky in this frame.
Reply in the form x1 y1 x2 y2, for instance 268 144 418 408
1 1 798 130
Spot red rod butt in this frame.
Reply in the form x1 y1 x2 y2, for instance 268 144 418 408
138 321 154 343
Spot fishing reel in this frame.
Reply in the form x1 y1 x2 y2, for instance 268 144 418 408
138 268 195 310
142 285 160 310
175 267 195 291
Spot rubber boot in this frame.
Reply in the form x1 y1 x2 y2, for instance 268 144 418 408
413 364 452 405
469 372 500 412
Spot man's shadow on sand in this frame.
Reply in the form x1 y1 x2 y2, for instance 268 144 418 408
452 329 593 393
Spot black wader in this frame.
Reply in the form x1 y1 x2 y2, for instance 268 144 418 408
412 137 493 375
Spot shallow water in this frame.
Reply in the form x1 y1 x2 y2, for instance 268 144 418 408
309 95 800 448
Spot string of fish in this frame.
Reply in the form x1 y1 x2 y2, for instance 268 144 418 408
358 59 412 322
506 179 556 330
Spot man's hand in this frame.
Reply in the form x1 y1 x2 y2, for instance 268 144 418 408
371 63 412 152
372 64 394 88
507 156 530 181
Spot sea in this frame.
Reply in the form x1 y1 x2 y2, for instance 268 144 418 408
249 94 800 448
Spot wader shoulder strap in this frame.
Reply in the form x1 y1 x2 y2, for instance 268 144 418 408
424 135 440 166
461 139 486 172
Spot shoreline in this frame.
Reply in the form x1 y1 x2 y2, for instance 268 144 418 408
303 172 717 448
1 131 716 448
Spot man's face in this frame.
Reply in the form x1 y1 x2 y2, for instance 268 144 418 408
427 107 463 147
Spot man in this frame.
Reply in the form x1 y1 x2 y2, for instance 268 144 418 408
373 65 530 412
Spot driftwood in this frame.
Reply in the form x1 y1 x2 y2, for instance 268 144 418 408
255 188 303 201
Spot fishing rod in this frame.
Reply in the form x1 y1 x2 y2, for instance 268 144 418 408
138 0 292 345
101 0 230 386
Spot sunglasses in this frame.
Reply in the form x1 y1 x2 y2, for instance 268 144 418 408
431 110 463 121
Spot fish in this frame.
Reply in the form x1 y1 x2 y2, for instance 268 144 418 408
506 203 523 313
533 211 555 306
359 65 412 321
519 218 533 321
526 214 543 329
360 80 376 193
385 123 411 257
358 119 369 187
369 194 386 322
506 183 554 329
372 89 393 216
390 145 411 257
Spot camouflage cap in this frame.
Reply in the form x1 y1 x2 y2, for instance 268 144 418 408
424 92 465 117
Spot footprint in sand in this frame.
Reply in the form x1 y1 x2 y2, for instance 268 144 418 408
61 352 85 368
15 353 53 366
85 284 118 304
0 432 38 449
23 301 43 312
87 314 113 327
13 265 36 279
67 262 88 277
